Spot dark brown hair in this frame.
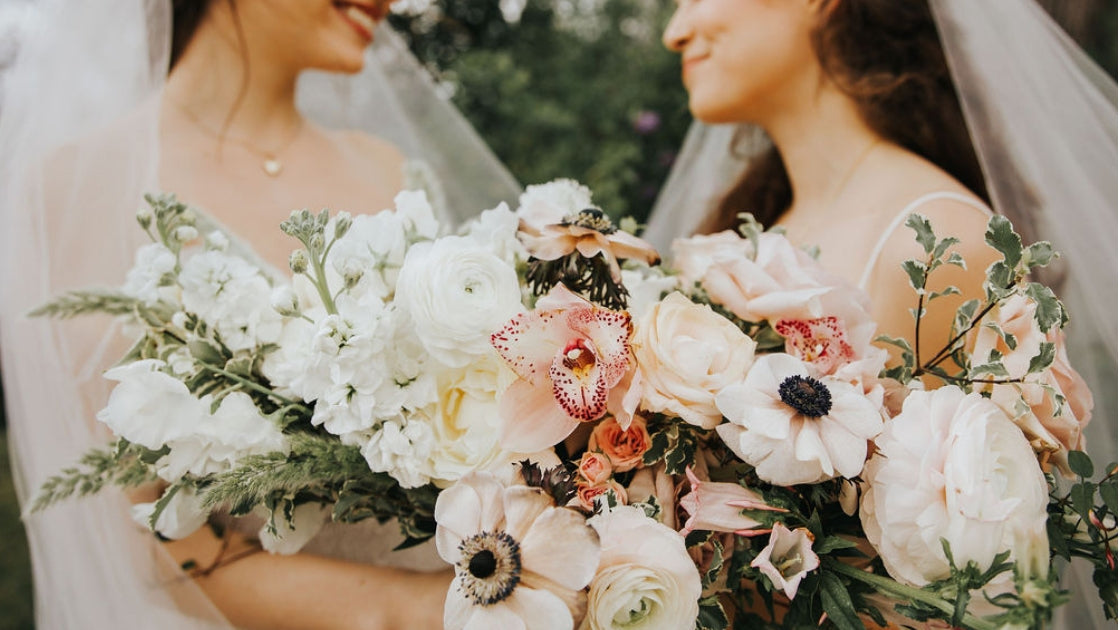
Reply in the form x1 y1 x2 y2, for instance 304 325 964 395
699 0 988 234
170 0 247 72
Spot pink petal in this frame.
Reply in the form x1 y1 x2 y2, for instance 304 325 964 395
499 378 581 453
492 309 573 385
549 345 610 422
606 230 661 266
571 308 633 388
535 283 590 310
522 231 578 262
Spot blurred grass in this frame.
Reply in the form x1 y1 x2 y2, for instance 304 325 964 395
0 429 34 630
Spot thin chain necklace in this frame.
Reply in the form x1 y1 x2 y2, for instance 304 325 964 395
170 100 305 177
826 138 881 208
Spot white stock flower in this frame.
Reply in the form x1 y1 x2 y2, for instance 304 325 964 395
464 202 527 264
130 485 209 540
859 387 1050 587
516 179 595 230
715 353 883 485
631 292 756 429
257 502 332 555
361 416 437 488
122 242 177 304
395 235 523 368
394 189 440 240
436 472 600 630
581 506 700 630
178 250 281 350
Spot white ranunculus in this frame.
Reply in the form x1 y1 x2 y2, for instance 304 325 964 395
581 505 700 630
516 179 594 229
257 502 331 555
631 292 756 429
395 236 523 368
122 242 178 304
415 356 519 486
859 387 1050 587
130 485 209 540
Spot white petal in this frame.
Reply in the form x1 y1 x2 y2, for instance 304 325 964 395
502 486 554 541
520 507 601 591
505 587 575 630
435 473 505 563
444 585 475 630
463 602 527 630
743 403 794 440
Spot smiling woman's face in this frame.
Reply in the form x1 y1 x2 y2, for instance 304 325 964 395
662 0 821 125
233 0 392 74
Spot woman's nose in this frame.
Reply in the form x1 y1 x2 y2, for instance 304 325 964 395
662 7 691 52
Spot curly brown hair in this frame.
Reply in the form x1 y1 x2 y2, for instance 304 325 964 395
698 0 987 235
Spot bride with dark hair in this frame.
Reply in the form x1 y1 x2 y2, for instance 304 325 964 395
0 0 518 627
651 1 1115 627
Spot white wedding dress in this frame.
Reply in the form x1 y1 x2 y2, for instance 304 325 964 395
0 1 518 626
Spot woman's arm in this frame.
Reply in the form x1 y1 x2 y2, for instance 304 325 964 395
162 525 451 630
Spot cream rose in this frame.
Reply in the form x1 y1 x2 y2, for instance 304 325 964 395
860 387 1050 587
415 355 519 486
580 506 700 630
631 292 756 429
396 235 524 368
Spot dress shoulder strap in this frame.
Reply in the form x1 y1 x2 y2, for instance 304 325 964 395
857 191 992 290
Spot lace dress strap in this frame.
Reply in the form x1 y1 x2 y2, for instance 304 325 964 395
857 191 992 290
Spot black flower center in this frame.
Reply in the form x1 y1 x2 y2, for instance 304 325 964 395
564 207 616 234
457 530 522 605
468 550 497 579
778 375 832 417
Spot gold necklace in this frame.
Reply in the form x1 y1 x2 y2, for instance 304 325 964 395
827 138 881 207
169 101 305 177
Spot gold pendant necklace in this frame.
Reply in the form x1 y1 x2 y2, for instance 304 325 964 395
169 100 304 178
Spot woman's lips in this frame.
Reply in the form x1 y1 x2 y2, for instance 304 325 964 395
336 2 378 41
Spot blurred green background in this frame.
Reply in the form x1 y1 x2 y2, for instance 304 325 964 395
0 0 1114 627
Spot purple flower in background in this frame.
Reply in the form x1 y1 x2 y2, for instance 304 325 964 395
633 110 661 135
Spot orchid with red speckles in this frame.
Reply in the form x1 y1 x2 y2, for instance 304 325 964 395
491 284 634 453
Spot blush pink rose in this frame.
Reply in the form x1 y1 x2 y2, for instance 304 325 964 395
577 451 614 486
588 415 651 473
575 480 628 512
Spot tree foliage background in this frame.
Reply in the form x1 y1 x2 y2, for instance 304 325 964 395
389 0 690 225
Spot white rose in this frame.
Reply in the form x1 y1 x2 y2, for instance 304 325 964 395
395 236 523 368
517 179 594 229
860 387 1050 587
257 502 331 555
130 485 209 540
631 292 756 429
581 506 700 630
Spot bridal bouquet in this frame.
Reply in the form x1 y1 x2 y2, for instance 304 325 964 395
34 180 1115 629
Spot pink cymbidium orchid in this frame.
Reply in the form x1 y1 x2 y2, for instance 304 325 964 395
774 317 855 376
491 284 634 453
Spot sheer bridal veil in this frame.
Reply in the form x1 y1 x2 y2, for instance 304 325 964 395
647 2 1116 627
0 0 518 627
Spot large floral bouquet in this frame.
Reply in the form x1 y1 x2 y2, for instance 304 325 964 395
36 181 1115 629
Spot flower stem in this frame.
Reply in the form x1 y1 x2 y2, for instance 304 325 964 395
823 560 999 630
197 362 311 414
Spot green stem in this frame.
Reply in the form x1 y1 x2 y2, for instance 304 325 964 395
824 560 999 630
197 362 312 415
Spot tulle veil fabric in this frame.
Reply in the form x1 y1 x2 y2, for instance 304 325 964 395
0 0 519 627
646 2 1116 628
